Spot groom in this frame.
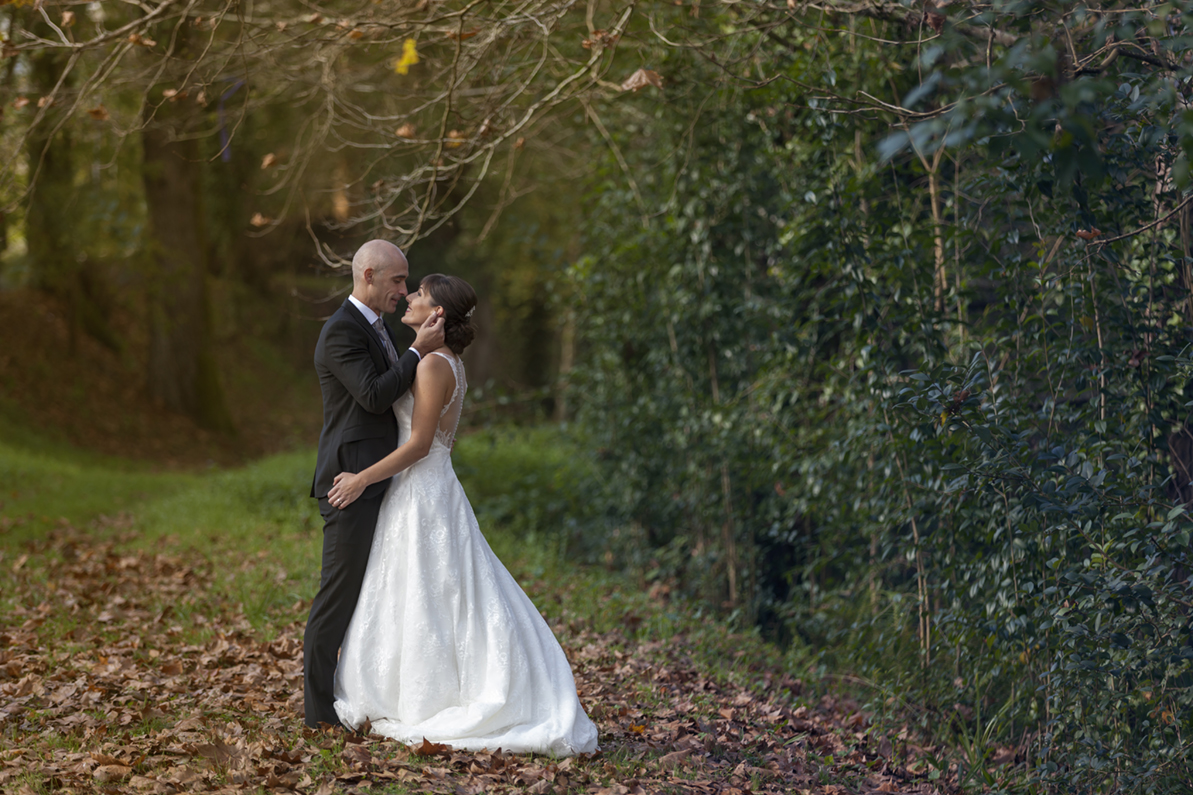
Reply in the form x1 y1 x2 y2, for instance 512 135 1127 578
305 239 445 729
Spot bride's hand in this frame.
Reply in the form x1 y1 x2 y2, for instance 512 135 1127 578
328 472 366 510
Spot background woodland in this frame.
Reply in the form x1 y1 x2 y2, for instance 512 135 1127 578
2 0 1193 791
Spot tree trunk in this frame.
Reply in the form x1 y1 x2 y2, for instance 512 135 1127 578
553 309 575 422
141 96 235 433
24 31 121 353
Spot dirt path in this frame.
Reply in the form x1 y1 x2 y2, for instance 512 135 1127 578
0 530 947 794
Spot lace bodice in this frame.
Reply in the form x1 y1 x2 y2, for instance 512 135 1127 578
393 350 466 453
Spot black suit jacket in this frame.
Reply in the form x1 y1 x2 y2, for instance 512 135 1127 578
310 299 420 500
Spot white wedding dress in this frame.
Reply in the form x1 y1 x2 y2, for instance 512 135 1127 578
333 352 598 756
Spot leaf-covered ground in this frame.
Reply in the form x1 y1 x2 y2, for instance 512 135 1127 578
0 522 950 795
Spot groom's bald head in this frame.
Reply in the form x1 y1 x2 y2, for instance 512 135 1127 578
352 240 407 285
351 239 411 315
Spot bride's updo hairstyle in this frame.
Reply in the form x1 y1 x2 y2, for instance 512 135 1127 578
421 273 478 355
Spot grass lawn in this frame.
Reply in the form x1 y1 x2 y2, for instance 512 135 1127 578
0 427 949 794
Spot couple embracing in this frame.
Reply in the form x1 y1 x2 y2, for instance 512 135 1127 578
304 240 598 756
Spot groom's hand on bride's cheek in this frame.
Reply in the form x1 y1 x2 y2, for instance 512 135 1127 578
413 313 446 354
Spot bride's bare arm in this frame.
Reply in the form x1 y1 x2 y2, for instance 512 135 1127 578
327 355 455 509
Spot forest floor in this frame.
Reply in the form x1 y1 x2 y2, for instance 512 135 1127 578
0 518 950 795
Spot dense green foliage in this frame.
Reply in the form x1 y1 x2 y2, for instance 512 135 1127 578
569 4 1193 791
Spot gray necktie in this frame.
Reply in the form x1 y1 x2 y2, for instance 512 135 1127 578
372 318 399 366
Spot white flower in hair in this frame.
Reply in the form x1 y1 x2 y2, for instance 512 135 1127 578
464 306 476 320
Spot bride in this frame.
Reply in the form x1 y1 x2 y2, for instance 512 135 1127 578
325 274 598 757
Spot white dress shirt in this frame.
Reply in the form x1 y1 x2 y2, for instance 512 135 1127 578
348 294 420 361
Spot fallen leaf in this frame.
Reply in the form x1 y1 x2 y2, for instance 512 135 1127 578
658 749 689 769
413 737 450 756
342 744 371 766
93 764 132 782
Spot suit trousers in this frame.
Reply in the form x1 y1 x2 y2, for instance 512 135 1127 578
303 489 386 728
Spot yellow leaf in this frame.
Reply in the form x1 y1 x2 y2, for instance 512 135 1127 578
394 38 419 75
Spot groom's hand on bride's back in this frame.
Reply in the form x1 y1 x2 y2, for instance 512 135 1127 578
411 313 445 357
